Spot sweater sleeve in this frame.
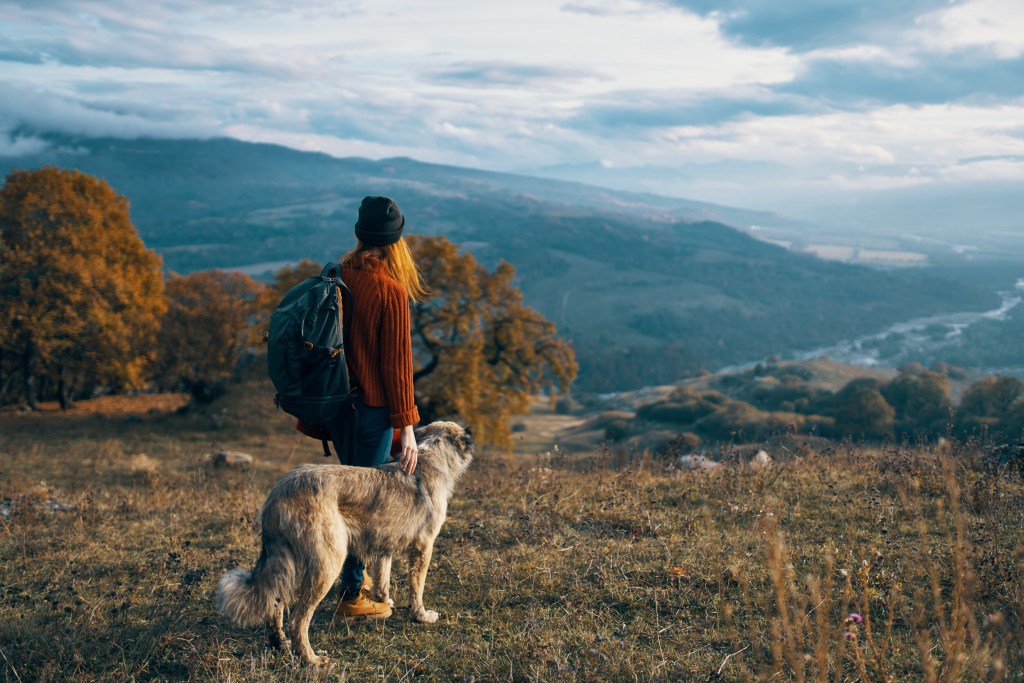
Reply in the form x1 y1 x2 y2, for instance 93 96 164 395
380 283 420 429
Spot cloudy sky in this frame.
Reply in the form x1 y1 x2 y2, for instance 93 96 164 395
1 0 1022 218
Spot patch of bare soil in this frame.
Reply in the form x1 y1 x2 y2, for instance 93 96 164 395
2 393 191 417
511 399 594 454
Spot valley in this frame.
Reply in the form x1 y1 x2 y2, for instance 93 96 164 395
4 135 1020 391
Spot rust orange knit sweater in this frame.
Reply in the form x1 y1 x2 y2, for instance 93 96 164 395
343 255 420 429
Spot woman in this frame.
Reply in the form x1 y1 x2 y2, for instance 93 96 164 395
330 195 426 619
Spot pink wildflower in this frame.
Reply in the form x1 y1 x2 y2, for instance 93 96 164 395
848 612 863 623
985 613 1005 628
844 632 855 640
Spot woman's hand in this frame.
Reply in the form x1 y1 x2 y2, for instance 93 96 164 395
398 425 418 474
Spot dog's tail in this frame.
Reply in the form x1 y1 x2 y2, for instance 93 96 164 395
215 536 296 627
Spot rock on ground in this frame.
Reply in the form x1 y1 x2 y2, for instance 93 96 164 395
207 450 254 468
677 454 720 471
751 449 772 469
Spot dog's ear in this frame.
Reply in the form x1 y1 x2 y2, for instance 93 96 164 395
459 426 474 449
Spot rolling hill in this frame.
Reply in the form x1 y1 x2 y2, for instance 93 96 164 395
2 135 999 391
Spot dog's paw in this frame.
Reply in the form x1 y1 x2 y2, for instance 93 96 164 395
413 608 439 624
373 594 396 608
299 649 331 667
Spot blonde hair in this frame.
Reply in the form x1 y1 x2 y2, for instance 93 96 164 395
343 237 428 303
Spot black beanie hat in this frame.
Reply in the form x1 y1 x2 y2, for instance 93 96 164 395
354 196 406 247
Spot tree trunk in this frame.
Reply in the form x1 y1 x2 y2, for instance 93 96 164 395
0 347 9 405
23 336 37 410
413 355 438 382
57 367 73 411
412 320 440 381
190 379 224 405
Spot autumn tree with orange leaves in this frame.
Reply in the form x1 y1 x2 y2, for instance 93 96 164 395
407 235 577 447
259 258 321 314
0 167 165 409
156 270 265 404
265 237 577 446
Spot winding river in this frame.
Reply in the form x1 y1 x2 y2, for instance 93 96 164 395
785 278 1024 368
716 278 1024 376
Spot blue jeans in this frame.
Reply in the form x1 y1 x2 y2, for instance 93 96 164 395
327 395 394 599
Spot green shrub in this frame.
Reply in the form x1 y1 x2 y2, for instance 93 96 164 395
636 401 708 425
604 419 632 442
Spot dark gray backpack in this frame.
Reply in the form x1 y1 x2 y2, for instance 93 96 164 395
267 262 355 457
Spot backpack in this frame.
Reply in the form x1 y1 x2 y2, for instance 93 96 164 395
267 262 356 458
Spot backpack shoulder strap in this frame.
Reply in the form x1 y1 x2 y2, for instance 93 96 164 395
321 261 343 280
321 261 354 347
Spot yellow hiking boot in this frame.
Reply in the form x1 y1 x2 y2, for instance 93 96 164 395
334 592 392 620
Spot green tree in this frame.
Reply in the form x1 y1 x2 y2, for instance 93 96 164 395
956 376 1024 438
156 270 265 404
833 379 895 440
0 167 165 409
882 369 952 438
1002 399 1024 441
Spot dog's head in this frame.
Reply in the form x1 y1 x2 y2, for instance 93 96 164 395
416 421 474 470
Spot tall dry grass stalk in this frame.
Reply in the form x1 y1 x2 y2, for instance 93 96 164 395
736 447 1021 683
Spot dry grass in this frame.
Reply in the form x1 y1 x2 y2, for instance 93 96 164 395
1 379 1022 681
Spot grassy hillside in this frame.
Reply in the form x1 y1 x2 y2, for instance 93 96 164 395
1 375 1022 681
3 136 1001 391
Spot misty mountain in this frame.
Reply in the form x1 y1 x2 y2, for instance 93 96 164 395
2 136 999 391
528 160 1024 261
793 180 1024 250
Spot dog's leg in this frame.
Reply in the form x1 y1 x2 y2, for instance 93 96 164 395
266 599 288 651
408 541 438 623
369 556 394 607
287 524 346 666
288 567 336 665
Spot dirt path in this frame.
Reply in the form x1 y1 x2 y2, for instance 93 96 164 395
511 400 595 454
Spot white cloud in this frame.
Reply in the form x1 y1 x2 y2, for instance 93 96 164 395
560 100 1024 204
0 0 1022 218
914 0 1024 58
0 81 219 139
744 103 1019 166
0 132 51 157
803 44 918 67
222 124 481 166
942 156 1024 182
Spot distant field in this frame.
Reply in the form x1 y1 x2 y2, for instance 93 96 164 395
801 244 929 267
1 375 1022 681
859 249 929 265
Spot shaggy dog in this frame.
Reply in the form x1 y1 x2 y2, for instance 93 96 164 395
215 421 474 665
